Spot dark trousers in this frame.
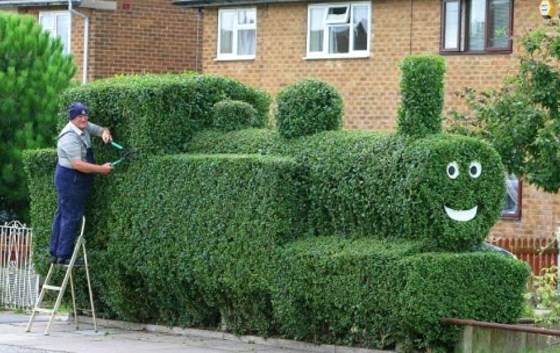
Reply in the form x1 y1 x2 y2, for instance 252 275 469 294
50 164 93 259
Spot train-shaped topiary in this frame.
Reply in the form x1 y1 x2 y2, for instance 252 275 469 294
25 56 528 352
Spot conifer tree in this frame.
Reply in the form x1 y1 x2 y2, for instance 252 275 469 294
0 12 76 222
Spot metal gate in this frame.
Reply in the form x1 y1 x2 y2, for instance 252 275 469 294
0 221 39 309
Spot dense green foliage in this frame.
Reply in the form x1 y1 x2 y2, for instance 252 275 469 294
24 68 528 352
190 130 505 251
448 28 560 192
397 54 445 138
275 237 528 350
275 79 343 139
58 73 271 156
0 13 76 222
211 99 262 131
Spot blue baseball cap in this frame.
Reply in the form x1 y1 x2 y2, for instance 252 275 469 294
68 102 88 120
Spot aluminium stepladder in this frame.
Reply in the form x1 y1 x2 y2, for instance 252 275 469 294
26 216 97 335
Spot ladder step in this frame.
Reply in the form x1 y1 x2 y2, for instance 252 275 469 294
43 285 62 291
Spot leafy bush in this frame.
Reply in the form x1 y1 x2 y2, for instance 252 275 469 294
24 66 528 352
274 237 528 351
275 79 343 139
211 99 262 131
59 73 271 156
448 28 560 193
190 129 505 252
397 54 445 138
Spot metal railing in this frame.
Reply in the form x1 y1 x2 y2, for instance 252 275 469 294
0 221 39 310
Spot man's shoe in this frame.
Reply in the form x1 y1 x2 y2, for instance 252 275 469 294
57 258 85 266
50 256 58 264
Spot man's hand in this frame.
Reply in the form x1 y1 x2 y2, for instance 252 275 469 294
101 128 113 144
99 162 114 174
71 160 114 174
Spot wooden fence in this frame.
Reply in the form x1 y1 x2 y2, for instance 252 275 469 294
489 237 558 275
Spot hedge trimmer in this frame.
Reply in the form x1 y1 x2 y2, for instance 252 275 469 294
110 141 139 167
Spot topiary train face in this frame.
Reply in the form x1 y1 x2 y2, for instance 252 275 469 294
406 135 505 251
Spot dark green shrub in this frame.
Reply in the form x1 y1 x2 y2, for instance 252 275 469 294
275 79 343 139
397 54 445 138
394 252 529 350
59 73 271 156
190 129 505 252
0 13 76 222
273 237 528 351
24 68 527 352
211 99 262 131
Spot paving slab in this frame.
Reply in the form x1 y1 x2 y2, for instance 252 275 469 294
0 312 395 353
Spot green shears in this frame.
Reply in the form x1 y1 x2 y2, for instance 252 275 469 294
111 141 138 167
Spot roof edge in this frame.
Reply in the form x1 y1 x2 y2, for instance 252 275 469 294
172 0 303 8
0 0 80 7
0 0 116 9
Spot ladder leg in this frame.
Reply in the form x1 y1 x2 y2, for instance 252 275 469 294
69 271 78 329
82 239 97 332
26 263 56 332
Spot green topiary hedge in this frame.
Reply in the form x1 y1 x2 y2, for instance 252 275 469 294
24 70 529 352
273 237 528 350
275 79 343 139
211 99 262 131
58 73 271 156
189 129 505 252
397 54 445 138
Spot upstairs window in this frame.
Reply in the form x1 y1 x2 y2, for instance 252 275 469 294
217 8 256 60
441 0 512 53
307 2 371 59
39 11 70 55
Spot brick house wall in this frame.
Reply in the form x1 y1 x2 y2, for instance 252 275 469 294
18 0 200 81
197 0 560 247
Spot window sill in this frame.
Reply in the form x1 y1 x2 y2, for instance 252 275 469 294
500 213 521 221
304 53 370 60
214 56 256 62
439 50 512 56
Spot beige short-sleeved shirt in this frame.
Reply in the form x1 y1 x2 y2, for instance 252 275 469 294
57 122 103 169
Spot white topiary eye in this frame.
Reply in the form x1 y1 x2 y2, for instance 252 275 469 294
447 162 459 179
469 161 482 178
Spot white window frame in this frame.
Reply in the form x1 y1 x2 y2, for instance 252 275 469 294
216 8 257 61
306 2 371 60
38 11 71 55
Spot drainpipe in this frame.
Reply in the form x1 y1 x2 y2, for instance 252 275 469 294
557 221 560 289
195 7 203 73
68 0 89 84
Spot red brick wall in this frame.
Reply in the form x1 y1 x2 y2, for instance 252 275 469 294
199 0 560 243
19 0 200 81
88 0 200 80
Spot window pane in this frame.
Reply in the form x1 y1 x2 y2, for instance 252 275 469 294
329 25 349 53
488 0 510 49
502 173 520 217
326 6 349 23
443 1 459 49
238 9 256 25
309 8 325 52
220 12 234 54
237 29 255 55
56 14 70 54
352 5 368 51
39 13 55 32
468 0 486 50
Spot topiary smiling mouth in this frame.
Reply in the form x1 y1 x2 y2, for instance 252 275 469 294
444 205 478 222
